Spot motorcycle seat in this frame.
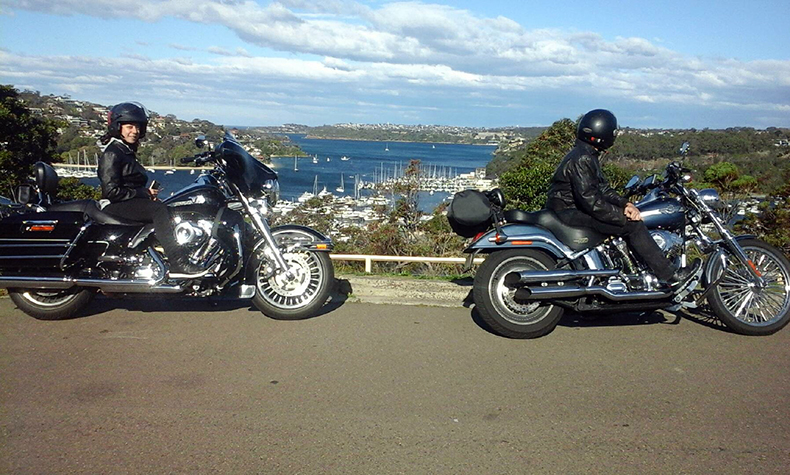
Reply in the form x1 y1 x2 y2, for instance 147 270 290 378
504 209 608 251
48 200 143 226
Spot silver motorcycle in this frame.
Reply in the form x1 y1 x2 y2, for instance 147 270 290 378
462 143 790 338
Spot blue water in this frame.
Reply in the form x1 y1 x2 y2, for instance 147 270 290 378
83 136 496 212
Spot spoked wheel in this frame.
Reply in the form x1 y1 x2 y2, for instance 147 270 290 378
708 238 790 335
8 287 96 320
252 250 334 320
473 249 564 339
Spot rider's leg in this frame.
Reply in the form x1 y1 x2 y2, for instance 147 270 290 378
104 198 201 274
556 210 675 280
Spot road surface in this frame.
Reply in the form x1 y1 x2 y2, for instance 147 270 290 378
1 297 789 473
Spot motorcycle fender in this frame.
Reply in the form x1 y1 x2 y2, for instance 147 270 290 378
271 224 334 252
703 234 757 285
243 225 333 286
465 223 573 260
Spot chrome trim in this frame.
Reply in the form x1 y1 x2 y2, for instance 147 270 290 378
0 255 66 259
21 219 58 225
0 238 70 242
239 284 256 298
0 243 67 248
60 223 89 269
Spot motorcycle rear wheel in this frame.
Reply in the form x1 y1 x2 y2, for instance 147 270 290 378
9 287 96 320
473 249 564 339
252 250 334 320
707 238 790 336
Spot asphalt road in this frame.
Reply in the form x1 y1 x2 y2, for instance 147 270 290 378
1 296 789 474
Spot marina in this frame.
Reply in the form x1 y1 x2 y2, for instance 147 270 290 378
66 136 498 226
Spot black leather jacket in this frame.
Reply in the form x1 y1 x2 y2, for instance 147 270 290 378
98 139 150 203
546 140 628 226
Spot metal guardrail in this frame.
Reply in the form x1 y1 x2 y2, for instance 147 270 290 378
330 254 484 273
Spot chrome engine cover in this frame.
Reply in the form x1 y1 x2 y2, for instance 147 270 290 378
650 230 684 266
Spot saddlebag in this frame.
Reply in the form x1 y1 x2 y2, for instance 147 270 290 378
447 189 494 238
0 211 85 269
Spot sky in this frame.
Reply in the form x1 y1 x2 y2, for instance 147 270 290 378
1 0 789 129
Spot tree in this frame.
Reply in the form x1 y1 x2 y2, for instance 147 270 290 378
56 177 100 201
498 118 577 211
389 159 422 231
0 85 60 195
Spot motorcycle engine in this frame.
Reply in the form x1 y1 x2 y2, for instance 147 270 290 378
173 216 224 271
650 230 684 267
174 219 213 248
170 210 244 284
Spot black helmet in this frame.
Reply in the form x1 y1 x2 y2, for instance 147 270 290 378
577 109 618 150
108 102 149 139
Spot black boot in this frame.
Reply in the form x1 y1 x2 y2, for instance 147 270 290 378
662 258 702 290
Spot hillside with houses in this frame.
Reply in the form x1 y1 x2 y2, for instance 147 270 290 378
17 91 304 167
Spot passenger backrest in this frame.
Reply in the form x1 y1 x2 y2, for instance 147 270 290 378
34 161 59 205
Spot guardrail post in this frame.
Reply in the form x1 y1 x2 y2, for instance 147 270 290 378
365 257 372 273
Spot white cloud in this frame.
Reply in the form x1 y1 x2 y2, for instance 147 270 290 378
2 0 789 126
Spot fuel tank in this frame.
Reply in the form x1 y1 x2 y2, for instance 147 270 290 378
164 182 227 209
637 197 685 231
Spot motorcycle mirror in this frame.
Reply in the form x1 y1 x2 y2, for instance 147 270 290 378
641 174 656 189
679 141 690 156
195 135 208 149
485 188 506 208
624 175 640 191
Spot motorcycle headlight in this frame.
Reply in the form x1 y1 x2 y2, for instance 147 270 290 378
264 179 279 206
698 188 723 209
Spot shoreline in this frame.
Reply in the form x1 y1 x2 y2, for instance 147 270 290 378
300 135 498 146
54 164 214 171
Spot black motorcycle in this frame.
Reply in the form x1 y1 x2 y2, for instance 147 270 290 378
0 132 335 320
450 143 790 338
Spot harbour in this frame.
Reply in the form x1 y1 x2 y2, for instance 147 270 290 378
66 136 498 223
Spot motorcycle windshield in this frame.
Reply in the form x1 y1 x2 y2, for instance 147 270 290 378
217 131 277 197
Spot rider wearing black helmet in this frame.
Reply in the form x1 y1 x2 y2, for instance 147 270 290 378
547 109 698 287
98 102 202 275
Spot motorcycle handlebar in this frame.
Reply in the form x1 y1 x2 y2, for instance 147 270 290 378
180 151 213 165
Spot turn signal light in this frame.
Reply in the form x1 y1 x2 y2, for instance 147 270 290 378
27 225 55 232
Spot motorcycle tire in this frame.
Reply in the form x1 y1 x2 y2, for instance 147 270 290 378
707 238 790 336
9 287 96 321
473 249 564 339
252 250 334 320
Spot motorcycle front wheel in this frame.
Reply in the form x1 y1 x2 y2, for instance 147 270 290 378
252 250 334 320
9 287 96 320
707 238 790 336
473 249 564 339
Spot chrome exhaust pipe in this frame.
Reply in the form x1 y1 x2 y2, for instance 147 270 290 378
504 269 619 287
0 276 75 290
0 248 184 293
514 285 672 302
0 275 183 293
